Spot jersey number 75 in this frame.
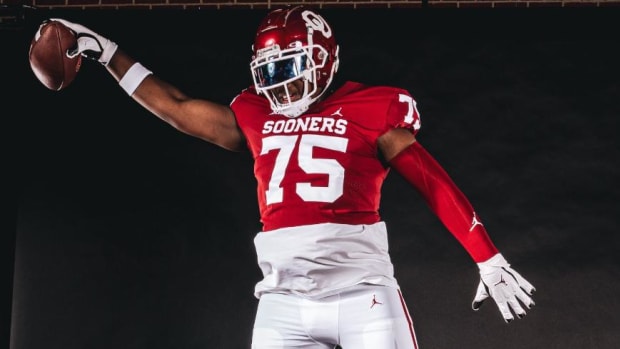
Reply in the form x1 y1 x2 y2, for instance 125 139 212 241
261 134 348 205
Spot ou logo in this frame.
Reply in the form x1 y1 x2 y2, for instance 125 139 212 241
301 10 332 38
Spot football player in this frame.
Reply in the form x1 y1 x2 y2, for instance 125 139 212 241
49 5 535 348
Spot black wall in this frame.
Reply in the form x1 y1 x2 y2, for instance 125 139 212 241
3 7 620 349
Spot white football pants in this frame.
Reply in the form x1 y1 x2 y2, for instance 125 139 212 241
251 284 419 349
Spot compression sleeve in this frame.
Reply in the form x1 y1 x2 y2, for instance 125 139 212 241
388 141 498 262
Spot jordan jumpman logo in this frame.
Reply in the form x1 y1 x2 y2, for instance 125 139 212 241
469 212 484 232
370 294 383 308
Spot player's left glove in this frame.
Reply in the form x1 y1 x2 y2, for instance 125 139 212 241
472 253 536 323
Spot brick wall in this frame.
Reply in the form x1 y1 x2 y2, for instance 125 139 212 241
2 0 620 9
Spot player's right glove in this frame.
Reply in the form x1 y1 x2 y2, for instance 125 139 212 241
472 253 536 323
48 18 118 66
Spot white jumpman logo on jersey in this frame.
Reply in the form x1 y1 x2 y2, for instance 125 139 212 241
469 212 483 232
331 107 343 117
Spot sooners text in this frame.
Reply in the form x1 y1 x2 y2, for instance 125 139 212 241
262 117 348 135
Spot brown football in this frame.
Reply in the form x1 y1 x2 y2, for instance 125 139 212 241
29 21 82 91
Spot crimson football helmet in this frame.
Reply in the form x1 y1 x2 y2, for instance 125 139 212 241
250 6 340 117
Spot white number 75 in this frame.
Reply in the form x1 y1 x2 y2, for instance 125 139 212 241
260 134 349 204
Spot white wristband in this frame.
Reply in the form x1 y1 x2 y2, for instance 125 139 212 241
119 62 153 95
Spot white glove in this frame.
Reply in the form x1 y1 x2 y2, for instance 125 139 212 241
49 18 118 66
472 253 536 323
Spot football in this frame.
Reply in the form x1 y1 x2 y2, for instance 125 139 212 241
29 21 82 91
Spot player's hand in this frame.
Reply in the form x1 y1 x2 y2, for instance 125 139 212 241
48 18 118 66
472 253 536 323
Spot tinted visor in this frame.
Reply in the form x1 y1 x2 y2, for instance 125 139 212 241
255 54 308 87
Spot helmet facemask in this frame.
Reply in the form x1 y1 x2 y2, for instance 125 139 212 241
251 40 330 118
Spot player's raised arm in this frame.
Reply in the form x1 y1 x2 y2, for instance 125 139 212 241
49 18 245 152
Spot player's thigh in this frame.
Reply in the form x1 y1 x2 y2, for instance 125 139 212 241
338 285 419 349
252 293 334 349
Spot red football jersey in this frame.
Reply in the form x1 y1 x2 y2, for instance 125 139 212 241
231 81 421 231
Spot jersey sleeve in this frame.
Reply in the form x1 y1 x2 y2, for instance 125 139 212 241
385 89 421 136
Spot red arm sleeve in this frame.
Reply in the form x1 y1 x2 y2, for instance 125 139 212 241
388 141 498 262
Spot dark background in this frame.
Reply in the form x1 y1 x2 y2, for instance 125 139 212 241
3 7 619 349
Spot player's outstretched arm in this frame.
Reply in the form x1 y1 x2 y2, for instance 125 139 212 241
379 128 536 323
49 18 245 152
108 48 245 151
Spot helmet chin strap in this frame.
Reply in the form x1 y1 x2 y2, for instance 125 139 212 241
283 75 327 117
279 102 309 118
272 70 315 117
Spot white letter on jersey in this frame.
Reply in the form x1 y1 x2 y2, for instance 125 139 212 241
262 120 274 134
